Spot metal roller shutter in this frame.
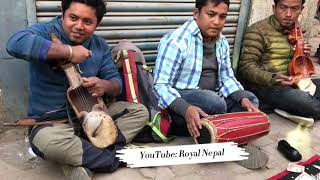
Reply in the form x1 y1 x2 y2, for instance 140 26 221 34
28 0 248 67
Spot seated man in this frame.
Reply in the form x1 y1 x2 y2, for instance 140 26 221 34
153 0 259 138
153 0 267 169
238 0 319 124
6 0 148 179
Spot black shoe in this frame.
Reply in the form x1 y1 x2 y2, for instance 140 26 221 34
277 140 302 162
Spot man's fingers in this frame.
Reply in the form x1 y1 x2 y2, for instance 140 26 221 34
191 116 201 137
195 118 202 130
194 122 201 137
82 81 92 87
187 124 195 137
247 105 259 112
81 77 91 84
252 106 261 112
91 89 104 97
275 76 293 86
192 124 200 137
188 128 194 137
275 74 292 80
281 81 293 86
187 119 199 137
92 93 99 97
303 42 311 54
198 109 208 118
190 120 197 136
81 77 98 87
50 33 62 44
82 77 89 81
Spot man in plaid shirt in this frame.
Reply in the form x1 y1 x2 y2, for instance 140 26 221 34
153 0 260 138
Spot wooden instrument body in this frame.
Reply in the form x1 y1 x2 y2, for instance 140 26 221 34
50 33 117 148
288 24 315 77
63 63 107 116
287 23 316 95
62 59 117 149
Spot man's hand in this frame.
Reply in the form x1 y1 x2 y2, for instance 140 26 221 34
49 33 91 64
69 45 92 64
82 77 105 97
240 98 260 112
292 42 311 56
273 74 294 86
185 106 208 137
303 42 312 55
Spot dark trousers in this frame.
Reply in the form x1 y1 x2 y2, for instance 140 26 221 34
253 79 320 119
28 101 148 172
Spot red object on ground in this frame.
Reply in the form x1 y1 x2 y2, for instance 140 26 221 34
268 154 320 180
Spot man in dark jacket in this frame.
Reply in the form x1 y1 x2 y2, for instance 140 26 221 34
238 0 318 125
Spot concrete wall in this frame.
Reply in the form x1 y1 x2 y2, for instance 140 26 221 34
248 0 274 26
0 0 29 127
248 0 319 41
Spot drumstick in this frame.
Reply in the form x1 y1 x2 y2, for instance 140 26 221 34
293 74 320 80
309 74 320 79
3 118 68 126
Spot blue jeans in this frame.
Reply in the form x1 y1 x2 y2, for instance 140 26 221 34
253 79 320 119
169 89 258 136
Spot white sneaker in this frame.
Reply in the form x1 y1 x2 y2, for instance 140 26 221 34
274 108 314 127
62 165 93 180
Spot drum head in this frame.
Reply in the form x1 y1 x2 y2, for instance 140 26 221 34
195 127 212 144
82 110 118 148
194 120 217 144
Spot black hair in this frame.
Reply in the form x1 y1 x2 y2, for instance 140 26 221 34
195 0 230 11
61 0 107 24
273 0 305 5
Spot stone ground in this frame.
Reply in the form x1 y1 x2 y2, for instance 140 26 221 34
0 113 319 180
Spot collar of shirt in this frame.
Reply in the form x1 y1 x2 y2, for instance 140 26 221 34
188 18 223 42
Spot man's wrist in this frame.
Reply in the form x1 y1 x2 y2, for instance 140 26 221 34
67 45 73 62
240 97 249 103
169 97 190 117
102 79 121 97
270 73 279 86
229 90 251 103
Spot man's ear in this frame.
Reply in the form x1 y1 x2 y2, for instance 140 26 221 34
272 4 276 14
193 8 200 20
61 7 64 20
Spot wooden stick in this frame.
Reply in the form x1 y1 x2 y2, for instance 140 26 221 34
3 118 68 126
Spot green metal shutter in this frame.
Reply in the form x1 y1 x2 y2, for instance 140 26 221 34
30 0 249 67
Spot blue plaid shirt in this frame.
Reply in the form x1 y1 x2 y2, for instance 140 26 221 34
153 18 243 109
